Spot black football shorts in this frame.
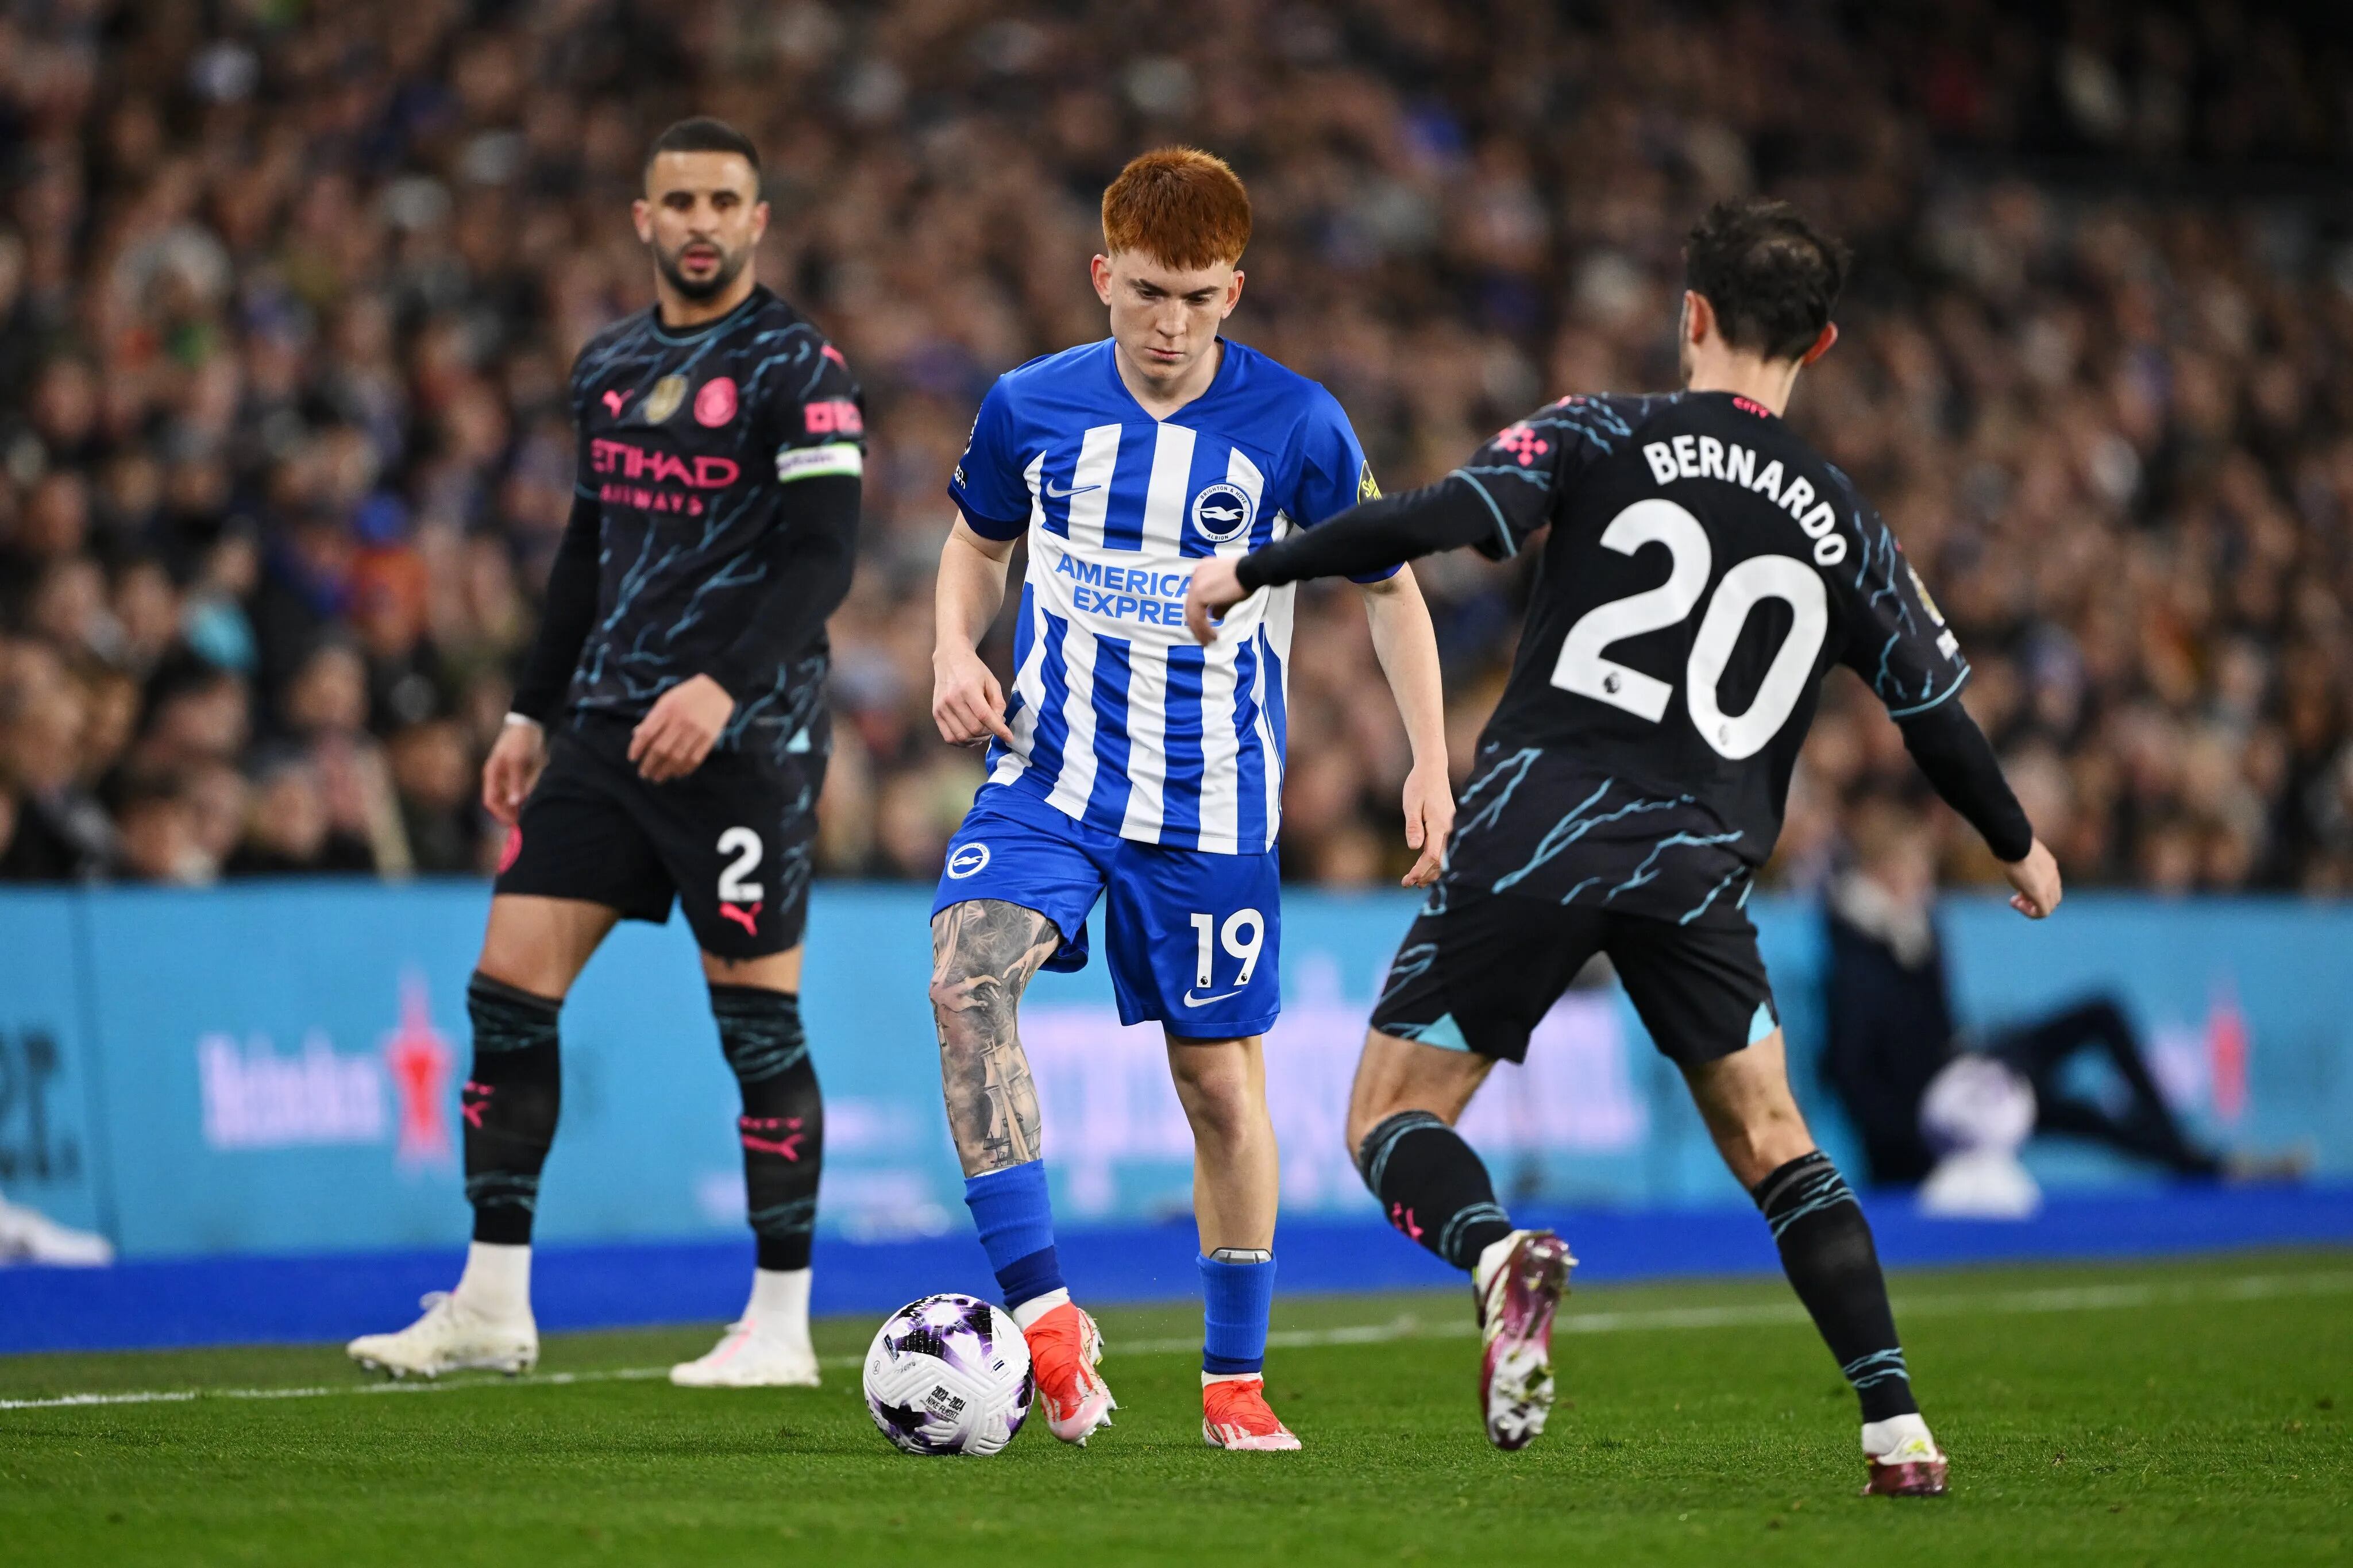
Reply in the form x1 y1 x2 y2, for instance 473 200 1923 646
1368 883 1779 1068
495 712 825 960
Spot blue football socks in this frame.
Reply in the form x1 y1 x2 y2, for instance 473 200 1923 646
963 1160 1066 1312
1199 1248 1277 1376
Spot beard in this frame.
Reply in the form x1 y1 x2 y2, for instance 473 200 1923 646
654 237 749 301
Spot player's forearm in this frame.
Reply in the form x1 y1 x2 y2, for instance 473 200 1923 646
1897 700 2035 864
1236 476 1497 591
935 519 1014 657
1359 569 1449 772
511 492 603 723
705 476 862 702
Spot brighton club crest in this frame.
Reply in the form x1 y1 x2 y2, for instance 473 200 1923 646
1190 481 1256 544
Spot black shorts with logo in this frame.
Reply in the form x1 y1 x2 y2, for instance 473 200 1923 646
1368 748 1779 1066
495 712 826 960
1368 886 1779 1067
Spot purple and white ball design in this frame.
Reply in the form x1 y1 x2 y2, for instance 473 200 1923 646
862 1293 1033 1457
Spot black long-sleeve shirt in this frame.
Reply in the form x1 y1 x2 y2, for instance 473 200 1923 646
1234 413 2034 864
511 286 866 754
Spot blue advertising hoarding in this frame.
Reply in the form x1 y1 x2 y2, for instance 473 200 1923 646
0 891 105 1237
0 882 2347 1261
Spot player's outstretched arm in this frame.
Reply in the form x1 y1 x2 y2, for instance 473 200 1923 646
932 516 1018 747
1183 476 1501 642
1896 700 2061 920
1355 568 1455 887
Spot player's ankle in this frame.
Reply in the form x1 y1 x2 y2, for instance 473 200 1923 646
1862 1413 1935 1458
1010 1288 1071 1332
1473 1231 1525 1285
454 1240 534 1322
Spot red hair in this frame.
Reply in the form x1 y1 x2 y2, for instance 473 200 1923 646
1101 147 1251 269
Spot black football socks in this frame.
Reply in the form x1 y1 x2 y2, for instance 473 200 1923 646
462 972 562 1244
1753 1150 1919 1422
711 985 824 1273
1355 1110 1515 1270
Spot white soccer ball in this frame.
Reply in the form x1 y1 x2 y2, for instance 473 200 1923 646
862 1293 1033 1457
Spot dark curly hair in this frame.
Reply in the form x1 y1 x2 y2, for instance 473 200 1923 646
1683 200 1851 362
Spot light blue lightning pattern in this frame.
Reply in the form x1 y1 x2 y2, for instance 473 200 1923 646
1604 829 1746 903
1490 780 1698 896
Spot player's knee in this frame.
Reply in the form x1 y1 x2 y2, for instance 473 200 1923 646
1716 1109 1813 1186
927 958 1016 1050
711 985 820 1114
1168 1048 1259 1140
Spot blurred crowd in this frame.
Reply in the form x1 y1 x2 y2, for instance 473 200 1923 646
3 0 2352 893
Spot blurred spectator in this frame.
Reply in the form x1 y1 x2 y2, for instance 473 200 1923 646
111 774 207 885
2 2 2352 894
226 751 374 878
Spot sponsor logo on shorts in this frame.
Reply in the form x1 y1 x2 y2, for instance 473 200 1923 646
945 842 990 879
498 826 522 874
719 901 762 936
1182 987 1244 1007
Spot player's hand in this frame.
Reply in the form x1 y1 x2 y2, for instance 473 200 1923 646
932 644 1015 748
630 674 734 782
1183 557 1249 644
481 716 547 827
2002 837 2063 920
1399 759 1455 889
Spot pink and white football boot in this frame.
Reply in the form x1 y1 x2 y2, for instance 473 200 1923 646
1471 1229 1575 1450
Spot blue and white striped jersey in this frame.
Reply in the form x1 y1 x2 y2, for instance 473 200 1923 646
949 338 1391 853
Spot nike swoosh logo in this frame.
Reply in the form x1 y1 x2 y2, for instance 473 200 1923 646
1183 988 1244 1007
1044 481 1102 499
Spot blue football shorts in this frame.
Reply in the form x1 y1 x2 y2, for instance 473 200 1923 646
929 783 1282 1039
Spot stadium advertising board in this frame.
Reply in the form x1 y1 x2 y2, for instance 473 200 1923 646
0 885 2343 1258
0 891 105 1237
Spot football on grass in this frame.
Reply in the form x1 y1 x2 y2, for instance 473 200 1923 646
862 1293 1034 1456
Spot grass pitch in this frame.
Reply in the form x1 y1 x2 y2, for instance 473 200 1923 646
3 1251 2347 1566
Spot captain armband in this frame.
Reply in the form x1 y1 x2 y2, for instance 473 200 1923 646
774 442 864 483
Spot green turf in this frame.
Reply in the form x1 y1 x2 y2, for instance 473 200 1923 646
3 1251 2347 1566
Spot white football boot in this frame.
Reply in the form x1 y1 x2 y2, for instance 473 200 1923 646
669 1319 821 1388
671 1268 821 1387
347 1291 538 1378
0 1192 114 1265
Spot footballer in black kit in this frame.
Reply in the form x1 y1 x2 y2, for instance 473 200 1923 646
497 278 862 956
347 118 862 1390
1187 199 2063 1491
1367 383 1981 1067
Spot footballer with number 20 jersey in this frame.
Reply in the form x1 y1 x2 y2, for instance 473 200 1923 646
1428 389 1966 928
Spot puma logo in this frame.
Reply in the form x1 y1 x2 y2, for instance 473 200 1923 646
739 1115 806 1160
602 389 629 417
719 901 761 935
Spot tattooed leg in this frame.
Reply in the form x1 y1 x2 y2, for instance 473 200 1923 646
929 899 1062 1177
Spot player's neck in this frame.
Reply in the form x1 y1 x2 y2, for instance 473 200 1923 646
1683 350 1802 418
654 274 758 332
1113 337 1224 420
